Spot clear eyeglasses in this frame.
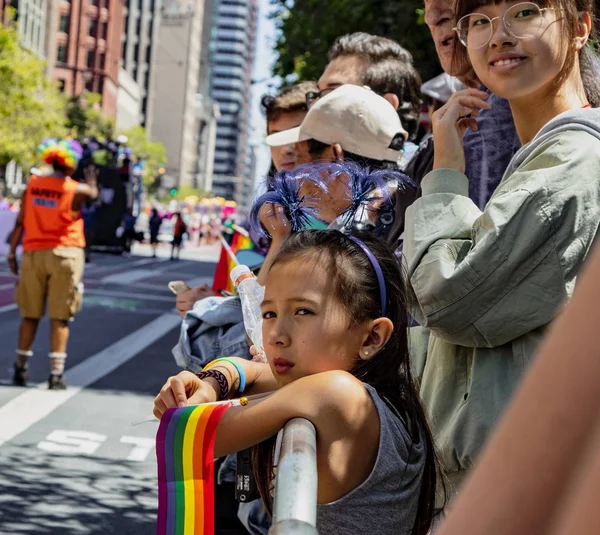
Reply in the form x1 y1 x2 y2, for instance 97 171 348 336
454 2 559 49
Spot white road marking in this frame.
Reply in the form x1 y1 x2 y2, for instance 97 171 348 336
101 268 159 285
0 303 17 314
0 310 181 447
84 288 175 303
37 430 107 455
120 436 155 462
99 276 212 293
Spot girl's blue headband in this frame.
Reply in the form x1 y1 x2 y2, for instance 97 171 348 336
347 235 387 317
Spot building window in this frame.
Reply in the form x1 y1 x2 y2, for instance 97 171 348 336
90 0 98 5
85 76 95 92
59 14 69 33
87 50 95 68
99 53 106 70
57 44 68 63
89 18 97 37
57 80 66 92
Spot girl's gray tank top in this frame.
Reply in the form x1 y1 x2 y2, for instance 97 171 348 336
316 383 426 534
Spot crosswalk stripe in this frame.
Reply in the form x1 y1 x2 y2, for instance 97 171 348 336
0 310 181 447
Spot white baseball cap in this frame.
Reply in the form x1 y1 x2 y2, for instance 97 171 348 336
266 84 408 163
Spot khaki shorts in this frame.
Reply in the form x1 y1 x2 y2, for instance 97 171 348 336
15 247 85 321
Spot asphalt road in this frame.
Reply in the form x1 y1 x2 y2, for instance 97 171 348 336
0 242 223 534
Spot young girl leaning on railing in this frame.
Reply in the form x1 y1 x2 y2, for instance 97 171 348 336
154 228 440 535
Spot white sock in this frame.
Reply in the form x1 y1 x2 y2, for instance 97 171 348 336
49 352 67 375
16 349 33 368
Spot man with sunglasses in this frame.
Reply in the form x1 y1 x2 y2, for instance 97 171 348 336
307 32 426 243
312 32 422 148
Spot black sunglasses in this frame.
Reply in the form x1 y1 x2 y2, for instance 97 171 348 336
305 86 339 109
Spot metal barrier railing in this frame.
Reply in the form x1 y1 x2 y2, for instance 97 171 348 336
268 418 319 535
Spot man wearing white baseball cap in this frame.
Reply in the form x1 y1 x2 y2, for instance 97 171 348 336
266 84 408 234
267 84 407 169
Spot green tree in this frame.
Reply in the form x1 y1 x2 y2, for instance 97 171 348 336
271 0 441 85
117 125 167 189
0 19 67 171
66 92 115 140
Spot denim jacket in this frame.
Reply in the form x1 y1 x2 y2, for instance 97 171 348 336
172 295 251 372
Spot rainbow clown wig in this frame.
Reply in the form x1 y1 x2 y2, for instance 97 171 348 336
37 138 83 171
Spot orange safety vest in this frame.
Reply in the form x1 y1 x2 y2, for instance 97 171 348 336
22 174 85 251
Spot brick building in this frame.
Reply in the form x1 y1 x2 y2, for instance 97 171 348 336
53 0 124 120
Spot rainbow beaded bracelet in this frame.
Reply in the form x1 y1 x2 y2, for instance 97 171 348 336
202 357 247 394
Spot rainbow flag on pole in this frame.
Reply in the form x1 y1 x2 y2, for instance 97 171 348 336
156 401 236 535
211 227 254 295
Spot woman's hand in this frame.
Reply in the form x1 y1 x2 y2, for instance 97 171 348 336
153 371 219 418
259 203 291 243
432 88 491 173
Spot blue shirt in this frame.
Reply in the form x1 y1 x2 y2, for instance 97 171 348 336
463 88 522 209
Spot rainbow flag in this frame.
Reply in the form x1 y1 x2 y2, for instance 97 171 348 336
211 228 254 295
156 402 235 535
230 226 253 253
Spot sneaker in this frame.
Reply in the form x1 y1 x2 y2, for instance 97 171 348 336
48 374 67 390
12 365 28 387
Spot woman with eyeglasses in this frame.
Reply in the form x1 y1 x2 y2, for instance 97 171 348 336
403 0 600 503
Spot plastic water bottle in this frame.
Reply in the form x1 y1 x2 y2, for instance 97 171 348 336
230 265 266 362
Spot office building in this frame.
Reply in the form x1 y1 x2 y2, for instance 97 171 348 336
150 0 215 189
117 0 160 131
210 0 258 208
53 0 125 120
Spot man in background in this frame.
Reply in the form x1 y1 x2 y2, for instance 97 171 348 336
8 139 98 390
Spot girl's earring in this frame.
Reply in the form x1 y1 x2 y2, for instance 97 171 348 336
363 351 370 358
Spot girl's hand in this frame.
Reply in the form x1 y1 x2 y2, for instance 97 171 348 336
249 345 266 363
432 89 491 173
259 203 291 243
153 371 219 418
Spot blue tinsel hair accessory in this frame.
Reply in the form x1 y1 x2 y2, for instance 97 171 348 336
324 161 414 232
250 164 329 239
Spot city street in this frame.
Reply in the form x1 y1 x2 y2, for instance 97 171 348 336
0 242 219 534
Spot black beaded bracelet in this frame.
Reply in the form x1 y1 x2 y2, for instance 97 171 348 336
196 369 229 399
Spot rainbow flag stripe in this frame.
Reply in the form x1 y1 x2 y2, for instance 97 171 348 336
156 403 232 535
211 229 255 295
